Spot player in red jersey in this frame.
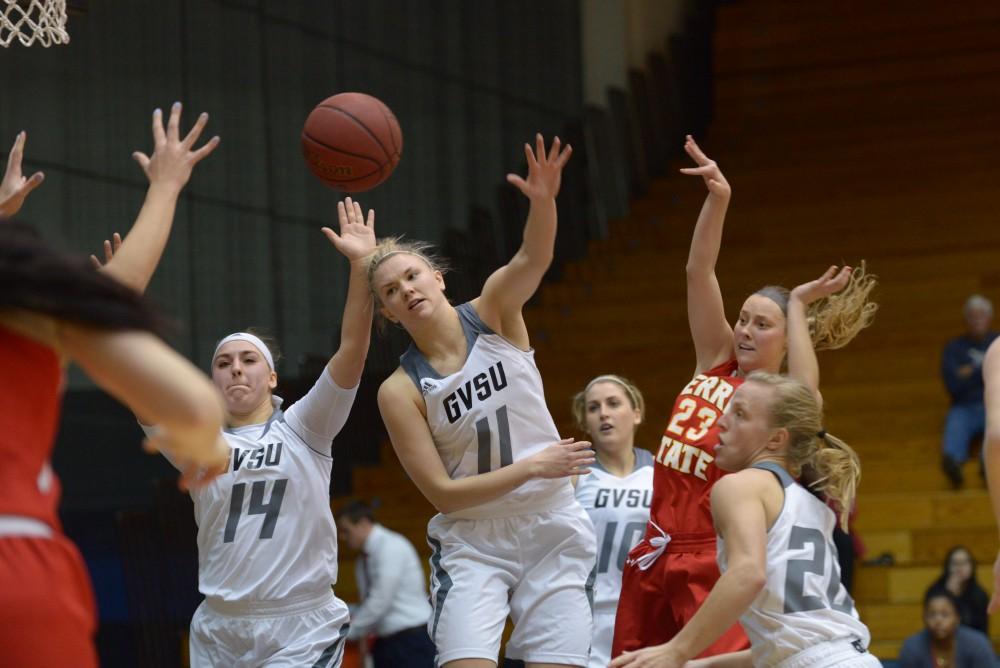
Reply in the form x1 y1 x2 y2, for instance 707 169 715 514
610 136 878 661
0 121 227 666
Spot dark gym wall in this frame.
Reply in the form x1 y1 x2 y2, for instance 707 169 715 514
0 0 582 376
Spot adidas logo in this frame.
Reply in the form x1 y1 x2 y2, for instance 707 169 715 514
420 379 436 395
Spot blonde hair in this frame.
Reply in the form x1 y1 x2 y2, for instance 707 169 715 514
756 261 878 351
746 371 860 531
571 374 646 433
364 237 449 331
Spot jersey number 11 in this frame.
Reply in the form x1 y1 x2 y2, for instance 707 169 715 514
476 405 513 473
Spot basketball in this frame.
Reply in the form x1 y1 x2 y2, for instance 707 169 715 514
301 92 403 193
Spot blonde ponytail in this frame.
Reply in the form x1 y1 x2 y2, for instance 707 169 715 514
746 371 861 531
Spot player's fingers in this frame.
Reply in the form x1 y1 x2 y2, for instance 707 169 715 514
182 111 209 148
7 130 25 170
190 136 221 164
535 133 546 163
353 200 364 224
133 151 151 172
89 254 102 270
554 143 573 169
344 197 357 224
151 108 166 145
679 166 713 176
167 101 182 141
112 232 123 251
321 226 341 245
336 200 348 226
103 239 114 263
365 208 375 228
546 136 561 163
20 171 44 196
522 142 538 171
506 173 527 192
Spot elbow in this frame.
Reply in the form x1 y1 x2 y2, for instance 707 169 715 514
430 493 459 515
729 563 767 595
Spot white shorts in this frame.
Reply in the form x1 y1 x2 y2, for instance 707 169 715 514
426 503 597 666
189 589 350 668
775 638 881 668
588 610 615 668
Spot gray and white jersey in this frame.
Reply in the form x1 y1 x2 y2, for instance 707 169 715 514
717 462 870 667
400 302 574 519
147 370 357 604
574 449 653 613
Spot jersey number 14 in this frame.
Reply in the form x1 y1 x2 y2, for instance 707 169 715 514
223 479 288 543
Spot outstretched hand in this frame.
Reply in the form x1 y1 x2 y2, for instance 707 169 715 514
0 131 45 219
506 133 572 201
89 232 122 269
790 265 853 305
322 196 376 262
134 102 220 193
680 135 730 198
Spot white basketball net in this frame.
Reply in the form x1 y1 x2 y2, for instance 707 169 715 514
1 0 68 47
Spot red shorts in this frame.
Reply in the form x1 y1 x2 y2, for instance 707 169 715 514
612 533 749 659
0 534 98 667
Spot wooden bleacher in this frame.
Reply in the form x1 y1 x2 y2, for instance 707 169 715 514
335 0 1000 661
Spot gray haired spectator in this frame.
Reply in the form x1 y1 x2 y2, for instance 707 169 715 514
941 295 998 487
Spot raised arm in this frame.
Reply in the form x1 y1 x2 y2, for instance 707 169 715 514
610 473 768 668
0 131 45 219
280 198 376 450
98 103 219 293
982 340 1000 613
378 371 593 515
682 136 735 374
57 323 229 487
476 134 572 347
321 197 375 389
787 265 852 406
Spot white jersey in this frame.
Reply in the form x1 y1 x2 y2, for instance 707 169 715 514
574 449 653 613
717 462 870 667
400 302 574 519
147 370 357 605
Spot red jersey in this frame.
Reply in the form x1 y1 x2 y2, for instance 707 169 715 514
0 324 64 528
649 358 742 536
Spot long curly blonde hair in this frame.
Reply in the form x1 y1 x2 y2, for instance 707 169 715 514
756 262 878 351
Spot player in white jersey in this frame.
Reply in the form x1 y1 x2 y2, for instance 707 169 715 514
571 375 654 668
611 372 877 668
373 135 597 668
98 182 376 666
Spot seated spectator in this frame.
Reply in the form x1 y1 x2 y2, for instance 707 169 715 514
898 590 995 668
926 546 990 635
941 295 998 487
336 499 435 668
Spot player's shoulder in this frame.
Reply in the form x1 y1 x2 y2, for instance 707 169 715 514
712 468 774 499
379 366 417 398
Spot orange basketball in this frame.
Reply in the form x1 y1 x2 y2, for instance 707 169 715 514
301 92 403 192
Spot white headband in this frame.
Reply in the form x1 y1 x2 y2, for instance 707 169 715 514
213 333 275 370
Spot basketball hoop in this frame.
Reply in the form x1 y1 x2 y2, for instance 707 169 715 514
1 0 68 47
